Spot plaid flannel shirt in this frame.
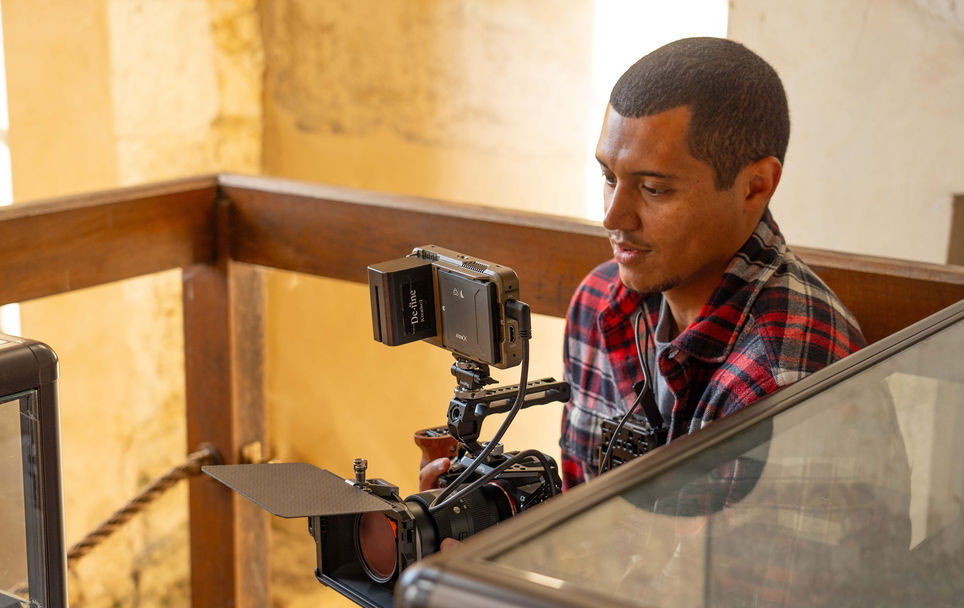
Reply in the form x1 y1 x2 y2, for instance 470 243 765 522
561 209 866 489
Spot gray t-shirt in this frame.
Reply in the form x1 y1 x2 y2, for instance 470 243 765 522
649 299 676 423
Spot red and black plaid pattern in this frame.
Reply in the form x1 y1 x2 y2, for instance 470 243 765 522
561 210 865 489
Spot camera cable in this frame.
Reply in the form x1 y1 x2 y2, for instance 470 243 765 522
428 447 557 514
429 301 538 513
599 308 654 476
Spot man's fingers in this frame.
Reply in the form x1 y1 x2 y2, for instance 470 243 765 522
439 537 463 552
419 457 451 491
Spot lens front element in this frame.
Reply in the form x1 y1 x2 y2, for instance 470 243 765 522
357 512 398 583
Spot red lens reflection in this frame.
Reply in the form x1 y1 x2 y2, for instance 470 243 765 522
357 512 398 582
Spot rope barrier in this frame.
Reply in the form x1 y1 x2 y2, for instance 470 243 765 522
66 444 221 564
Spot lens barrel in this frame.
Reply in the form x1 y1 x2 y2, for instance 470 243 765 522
354 483 515 584
407 484 514 546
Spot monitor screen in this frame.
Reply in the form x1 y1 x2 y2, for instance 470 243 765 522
0 391 40 607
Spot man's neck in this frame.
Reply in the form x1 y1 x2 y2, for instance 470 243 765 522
662 297 697 341
660 210 767 339
661 265 727 340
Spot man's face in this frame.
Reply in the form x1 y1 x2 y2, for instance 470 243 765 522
596 105 757 299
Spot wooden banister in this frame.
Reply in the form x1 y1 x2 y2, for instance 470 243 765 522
219 174 611 320
220 174 964 345
0 176 218 306
792 246 964 344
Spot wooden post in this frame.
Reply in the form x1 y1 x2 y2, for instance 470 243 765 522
230 262 270 605
182 195 268 607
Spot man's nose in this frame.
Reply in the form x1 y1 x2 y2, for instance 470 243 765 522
602 185 640 232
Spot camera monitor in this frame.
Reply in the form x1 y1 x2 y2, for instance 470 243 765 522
0 335 64 608
368 245 523 369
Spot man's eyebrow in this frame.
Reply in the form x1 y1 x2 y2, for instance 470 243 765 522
595 157 677 180
631 170 677 180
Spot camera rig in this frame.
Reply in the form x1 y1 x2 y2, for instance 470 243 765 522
204 246 570 608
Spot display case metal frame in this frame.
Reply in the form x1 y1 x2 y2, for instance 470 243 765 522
397 299 964 608
0 335 64 607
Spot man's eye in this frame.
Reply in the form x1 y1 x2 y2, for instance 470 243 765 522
641 185 668 197
601 172 616 187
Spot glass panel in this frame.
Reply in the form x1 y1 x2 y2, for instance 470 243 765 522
0 391 40 608
494 319 964 607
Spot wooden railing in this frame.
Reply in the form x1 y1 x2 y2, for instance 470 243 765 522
2 174 962 606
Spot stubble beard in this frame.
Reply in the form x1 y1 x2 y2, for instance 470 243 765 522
619 266 681 295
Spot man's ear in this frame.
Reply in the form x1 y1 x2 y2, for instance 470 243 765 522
743 156 783 215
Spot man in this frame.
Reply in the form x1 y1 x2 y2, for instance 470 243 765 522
418 39 893 597
560 37 864 488
421 37 864 493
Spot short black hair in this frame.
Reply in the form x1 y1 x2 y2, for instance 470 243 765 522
610 37 789 190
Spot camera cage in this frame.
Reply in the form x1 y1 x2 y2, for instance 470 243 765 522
204 246 572 608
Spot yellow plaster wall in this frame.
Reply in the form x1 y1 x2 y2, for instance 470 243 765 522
258 2 594 605
3 1 262 606
260 0 594 478
4 0 118 197
261 0 592 213
3 1 594 605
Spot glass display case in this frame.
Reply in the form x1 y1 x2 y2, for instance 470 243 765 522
398 300 964 608
0 336 64 608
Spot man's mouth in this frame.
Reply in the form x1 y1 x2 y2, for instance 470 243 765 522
612 241 652 265
611 239 652 263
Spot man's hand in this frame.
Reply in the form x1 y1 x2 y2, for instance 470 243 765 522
419 457 451 491
419 458 463 551
418 458 462 552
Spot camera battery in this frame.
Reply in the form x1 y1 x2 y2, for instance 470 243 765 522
368 257 437 346
437 268 499 365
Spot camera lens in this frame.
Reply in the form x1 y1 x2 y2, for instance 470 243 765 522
356 512 398 583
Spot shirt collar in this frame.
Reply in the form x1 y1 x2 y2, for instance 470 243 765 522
679 208 785 362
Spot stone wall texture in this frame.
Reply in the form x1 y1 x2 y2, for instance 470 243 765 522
4 1 262 606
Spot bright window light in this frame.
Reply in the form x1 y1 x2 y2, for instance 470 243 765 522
585 0 728 219
0 4 21 336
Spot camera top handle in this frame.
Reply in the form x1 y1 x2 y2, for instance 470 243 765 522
447 359 570 455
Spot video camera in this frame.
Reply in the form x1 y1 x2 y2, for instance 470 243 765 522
204 246 569 608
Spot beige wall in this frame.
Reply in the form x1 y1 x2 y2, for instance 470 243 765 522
260 0 593 487
729 0 964 264
4 0 118 197
729 0 964 555
261 0 593 214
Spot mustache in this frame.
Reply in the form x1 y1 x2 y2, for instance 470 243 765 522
608 232 654 251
